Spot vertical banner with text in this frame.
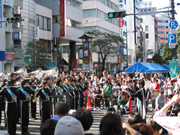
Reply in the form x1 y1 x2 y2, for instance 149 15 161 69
169 60 179 79
60 0 65 37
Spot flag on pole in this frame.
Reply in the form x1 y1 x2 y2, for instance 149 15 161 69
169 60 179 79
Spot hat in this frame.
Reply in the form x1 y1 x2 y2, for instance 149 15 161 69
54 116 84 135
160 90 164 94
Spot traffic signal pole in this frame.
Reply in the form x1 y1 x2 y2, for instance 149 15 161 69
133 0 137 63
171 0 177 60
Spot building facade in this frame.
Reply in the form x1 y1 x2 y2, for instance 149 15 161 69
127 0 142 66
35 0 83 71
0 0 14 72
156 15 170 47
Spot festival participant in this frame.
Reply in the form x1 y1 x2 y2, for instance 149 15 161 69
126 79 146 120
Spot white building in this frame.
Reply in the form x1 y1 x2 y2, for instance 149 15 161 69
127 0 141 66
12 0 53 71
82 0 121 71
0 0 14 72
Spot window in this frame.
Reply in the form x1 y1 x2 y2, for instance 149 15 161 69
66 18 81 29
62 46 69 53
44 17 48 30
160 37 168 40
145 26 148 31
39 15 44 29
158 20 169 23
66 0 82 9
83 9 96 18
47 18 51 31
146 33 149 39
37 14 51 31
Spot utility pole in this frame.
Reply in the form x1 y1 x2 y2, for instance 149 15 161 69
171 0 177 59
133 0 137 63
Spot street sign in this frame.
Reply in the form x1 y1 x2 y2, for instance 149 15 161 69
168 34 177 43
170 29 177 34
169 43 176 48
160 49 163 56
13 32 21 40
139 7 156 15
24 54 31 62
169 20 178 29
35 26 39 40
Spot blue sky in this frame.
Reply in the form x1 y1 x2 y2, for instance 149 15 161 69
144 0 180 23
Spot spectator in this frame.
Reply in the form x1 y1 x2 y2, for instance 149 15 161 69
155 91 166 111
103 80 112 108
88 82 95 105
51 102 69 121
100 71 108 84
99 113 124 135
54 116 84 135
93 84 102 110
132 123 154 135
40 119 58 135
75 108 93 135
117 91 128 114
127 113 144 126
112 80 120 106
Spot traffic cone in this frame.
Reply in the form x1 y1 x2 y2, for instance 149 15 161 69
86 96 92 111
127 97 133 113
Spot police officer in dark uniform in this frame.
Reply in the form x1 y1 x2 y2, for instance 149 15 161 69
17 79 34 135
0 79 18 135
29 79 37 119
35 80 53 124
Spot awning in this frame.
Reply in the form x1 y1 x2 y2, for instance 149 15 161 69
41 62 57 70
125 62 169 73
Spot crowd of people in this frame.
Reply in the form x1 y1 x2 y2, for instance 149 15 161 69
0 69 180 135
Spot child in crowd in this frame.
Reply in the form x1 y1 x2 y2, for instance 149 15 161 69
117 91 128 114
118 88 122 97
100 83 104 109
88 82 95 105
93 84 102 111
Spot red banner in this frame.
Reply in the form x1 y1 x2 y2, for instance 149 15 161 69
71 59 77 70
5 54 15 60
119 18 123 27
60 0 65 37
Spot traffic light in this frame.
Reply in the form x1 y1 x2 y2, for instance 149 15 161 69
108 11 126 19
7 17 22 23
